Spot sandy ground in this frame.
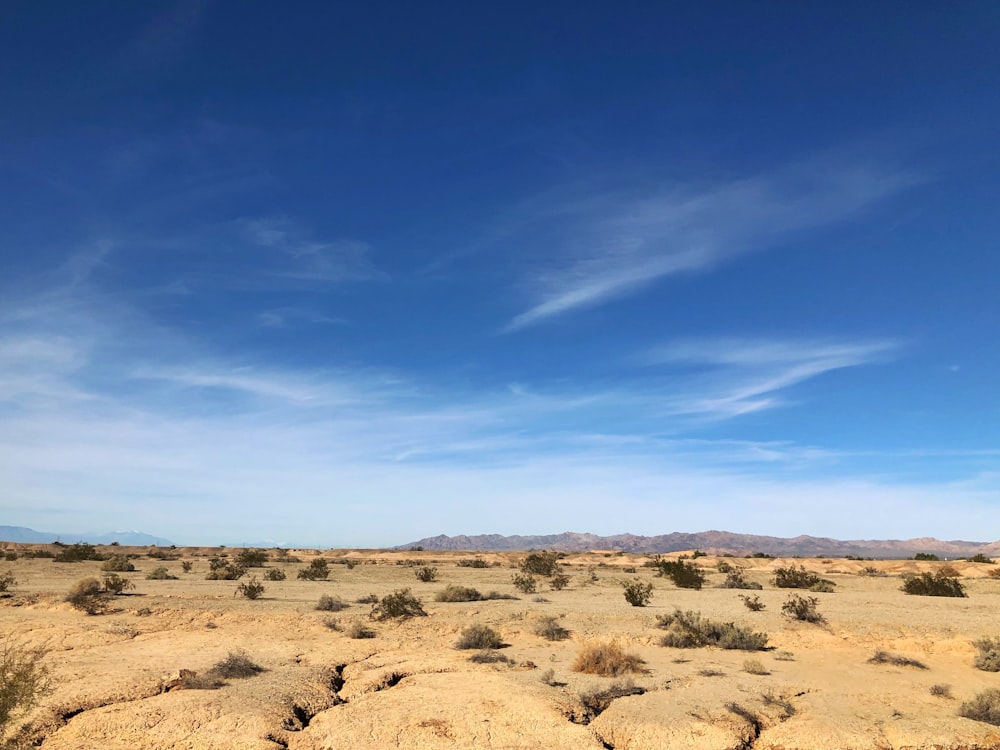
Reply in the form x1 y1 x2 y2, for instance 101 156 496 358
2 547 1000 749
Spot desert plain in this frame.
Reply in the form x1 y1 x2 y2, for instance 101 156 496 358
2 545 1000 750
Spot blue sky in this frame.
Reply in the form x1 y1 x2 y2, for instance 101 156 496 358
1 3 998 546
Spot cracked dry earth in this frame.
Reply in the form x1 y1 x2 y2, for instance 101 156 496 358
3 548 1000 749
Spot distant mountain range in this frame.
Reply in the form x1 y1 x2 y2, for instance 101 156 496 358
0 525 173 546
399 531 1000 559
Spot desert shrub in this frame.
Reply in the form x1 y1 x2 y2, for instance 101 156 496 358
211 650 264 679
656 559 706 590
181 561 193 573
968 553 995 564
901 572 967 597
578 680 645 718
512 573 537 594
656 609 768 651
457 558 489 568
534 616 570 641
235 548 268 568
743 658 769 675
455 623 503 650
868 649 928 669
781 594 824 623
717 560 734 574
0 571 15 593
622 566 636 573
370 588 426 620
773 565 821 589
0 638 51 739
65 577 107 615
469 651 513 665
264 568 286 581
809 580 836 593
572 642 645 677
53 543 104 563
929 683 952 698
316 594 349 612
346 620 376 639
356 593 379 604
761 689 796 718
102 574 134 595
540 668 557 685
621 579 653 607
938 564 962 578
549 573 571 591
773 650 795 661
3 552 17 562
414 566 438 582
26 549 54 559
739 594 766 611
206 558 246 580
750 552 774 559
959 688 1000 726
297 558 330 581
723 568 762 590
913 552 940 561
146 566 177 580
235 577 265 600
860 566 886 577
520 551 562 577
973 637 1000 672
101 555 135 573
435 585 482 602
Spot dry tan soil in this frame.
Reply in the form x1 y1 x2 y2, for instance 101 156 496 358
2 547 1000 749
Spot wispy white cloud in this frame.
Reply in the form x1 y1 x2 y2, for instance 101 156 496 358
504 161 917 331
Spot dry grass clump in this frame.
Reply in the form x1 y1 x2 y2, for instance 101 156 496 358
455 624 503 650
973 637 1000 672
959 688 1000 726
456 558 489 568
533 615 570 641
0 638 51 738
264 568 286 581
435 585 482 602
414 566 438 582
656 559 706 590
929 683 952 698
146 566 178 580
578 680 645 719
356 593 379 604
740 594 766 611
235 577 264 600
743 658 769 675
468 651 514 665
621 579 653 606
316 594 349 612
65 577 108 615
211 650 264 679
656 609 768 651
346 620 376 639
868 649 928 669
572 641 645 677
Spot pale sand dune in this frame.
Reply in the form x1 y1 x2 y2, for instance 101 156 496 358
3 549 1000 749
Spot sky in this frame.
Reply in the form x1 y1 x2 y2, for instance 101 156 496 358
1 2 998 547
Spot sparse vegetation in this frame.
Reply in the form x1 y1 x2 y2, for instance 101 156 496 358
53 542 104 563
621 579 653 606
455 624 503 650
743 658 769 675
346 620 376 639
533 616 570 641
761 689 796 719
146 566 178 580
101 554 135 573
929 683 952 698
520 551 562 577
723 568 762 590
512 573 537 594
967 553 995 564
549 573 571 591
572 642 645 677
102 574 134 595
264 568 286 581
234 548 268 568
435 585 482 602
0 638 51 741
65 577 108 615
181 561 193 573
959 688 1000 726
211 649 264 679
316 594 349 612
773 650 795 661
972 637 1000 672
370 589 427 620
414 566 438 582
773 565 822 589
235 576 265 600
913 552 940 561
206 558 246 581
469 651 513 665
868 649 928 669
457 559 489 568
297 558 331 581
578 680 645 718
739 594 766 611
901 571 967 597
656 609 768 651
859 566 886 577
781 594 824 623
0 572 15 594
656 559 706 590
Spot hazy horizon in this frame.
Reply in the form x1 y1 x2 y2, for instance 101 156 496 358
1 4 997 547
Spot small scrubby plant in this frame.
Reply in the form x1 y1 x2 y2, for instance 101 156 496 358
656 609 768 650
520 551 562 576
0 571 16 594
723 568 762 590
455 623 503 650
346 620 376 639
572 642 645 677
101 555 135 573
414 566 438 583
235 549 268 568
53 543 104 563
622 579 653 607
773 565 822 589
65 577 107 615
901 572 967 597
781 594 824 623
297 558 331 581
457 558 489 568
959 688 1000 726
929 683 952 698
370 589 426 620
264 568 286 581
549 573 571 591
973 637 1000 672
235 577 265 600
146 566 178 580
967 553 994 564
533 615 570 641
656 559 706 590
512 573 537 594
102 574 134 596
316 594 349 612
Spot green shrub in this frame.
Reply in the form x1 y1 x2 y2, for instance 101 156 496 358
901 572 966 597
781 594 824 623
773 565 821 589
370 589 426 620
66 577 107 614
264 568 286 581
655 609 768 650
968 553 995 564
53 543 104 563
520 551 562 576
316 594 349 612
860 566 886 577
743 658 769 675
913 552 940 561
435 585 482 602
206 558 246 580
959 688 1000 726
469 651 513 665
456 559 489 568
621 579 653 607
414 566 438 582
0 638 51 739
102 574 134 595
235 577 265 600
146 567 177 580
512 573 537 594
297 558 330 581
723 568 762 590
656 559 706 590
740 594 766 611
455 624 503 650
572 642 645 676
534 615 570 641
973 637 1000 672
235 548 268 568
101 555 135 573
